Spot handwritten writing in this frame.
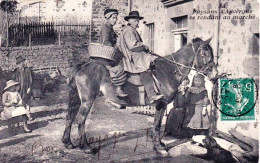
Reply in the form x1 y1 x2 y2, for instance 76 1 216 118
87 132 122 159
31 140 59 156
133 127 165 153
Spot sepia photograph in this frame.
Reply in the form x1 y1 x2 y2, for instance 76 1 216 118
0 0 259 162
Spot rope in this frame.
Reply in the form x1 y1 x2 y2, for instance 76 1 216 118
149 44 205 75
171 55 189 76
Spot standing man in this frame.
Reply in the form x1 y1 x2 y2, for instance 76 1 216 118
13 56 33 120
119 11 164 104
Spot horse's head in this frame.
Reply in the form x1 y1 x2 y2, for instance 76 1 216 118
192 37 217 79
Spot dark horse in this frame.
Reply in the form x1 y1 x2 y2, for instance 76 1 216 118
62 38 217 154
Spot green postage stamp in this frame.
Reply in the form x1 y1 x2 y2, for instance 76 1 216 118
218 78 257 121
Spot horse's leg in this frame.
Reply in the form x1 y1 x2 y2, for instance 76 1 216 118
62 78 80 149
62 110 77 149
75 78 99 153
76 97 96 153
153 102 168 155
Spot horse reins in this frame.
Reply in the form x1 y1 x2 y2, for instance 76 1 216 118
71 44 209 81
172 43 203 76
150 43 206 76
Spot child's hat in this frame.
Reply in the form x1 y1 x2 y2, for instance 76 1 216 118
4 80 20 90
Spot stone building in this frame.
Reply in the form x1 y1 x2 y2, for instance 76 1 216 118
89 0 259 155
91 0 129 43
129 0 259 154
16 0 92 23
134 0 258 77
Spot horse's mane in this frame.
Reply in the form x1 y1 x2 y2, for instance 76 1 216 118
192 37 203 43
171 37 203 56
166 37 214 63
192 37 214 62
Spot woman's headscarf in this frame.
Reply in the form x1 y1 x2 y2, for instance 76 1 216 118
104 9 118 19
191 73 205 88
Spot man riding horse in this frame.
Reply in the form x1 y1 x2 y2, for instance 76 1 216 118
62 9 217 156
99 9 164 104
118 11 164 104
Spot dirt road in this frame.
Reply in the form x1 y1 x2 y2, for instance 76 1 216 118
0 87 225 162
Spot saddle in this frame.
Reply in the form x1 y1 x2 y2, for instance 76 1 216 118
127 73 142 86
127 73 161 105
91 57 161 105
127 72 160 88
90 57 145 86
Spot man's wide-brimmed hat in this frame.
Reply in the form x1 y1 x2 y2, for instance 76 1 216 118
4 80 20 91
124 11 144 21
16 56 25 65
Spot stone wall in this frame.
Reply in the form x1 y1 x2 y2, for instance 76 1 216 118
191 0 259 142
131 0 259 146
130 0 168 56
191 0 259 80
133 0 259 82
0 45 89 77
91 0 128 43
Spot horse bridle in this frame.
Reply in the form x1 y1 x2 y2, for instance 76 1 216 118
171 43 210 76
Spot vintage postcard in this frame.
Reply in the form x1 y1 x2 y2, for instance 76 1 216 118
0 0 259 162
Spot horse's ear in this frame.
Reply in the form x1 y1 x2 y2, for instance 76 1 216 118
203 37 212 45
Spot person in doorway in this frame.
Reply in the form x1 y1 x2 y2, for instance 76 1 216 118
13 56 33 120
118 11 164 104
99 8 128 97
1 80 32 133
184 73 211 136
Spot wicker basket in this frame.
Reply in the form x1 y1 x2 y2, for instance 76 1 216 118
88 43 121 62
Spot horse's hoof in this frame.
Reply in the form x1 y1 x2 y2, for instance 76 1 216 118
160 141 166 147
64 142 76 149
23 128 32 133
153 144 168 156
67 144 76 149
83 147 93 154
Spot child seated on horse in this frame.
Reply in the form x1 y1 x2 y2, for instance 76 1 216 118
1 80 32 133
184 74 210 136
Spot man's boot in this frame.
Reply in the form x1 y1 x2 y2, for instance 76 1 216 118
116 86 128 97
140 70 164 104
150 94 164 104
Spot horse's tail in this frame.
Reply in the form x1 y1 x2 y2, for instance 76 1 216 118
67 75 80 123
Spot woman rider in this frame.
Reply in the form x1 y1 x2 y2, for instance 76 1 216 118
99 9 128 97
